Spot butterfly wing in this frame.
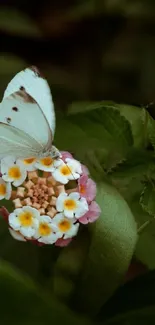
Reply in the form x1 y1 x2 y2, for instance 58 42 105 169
0 90 52 157
3 66 56 135
0 123 41 159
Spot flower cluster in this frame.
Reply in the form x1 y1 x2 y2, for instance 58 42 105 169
0 151 101 247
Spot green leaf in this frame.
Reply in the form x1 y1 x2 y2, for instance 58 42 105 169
98 270 155 325
134 182 155 269
109 149 155 180
55 107 133 176
130 195 155 269
140 181 155 217
71 183 137 316
146 110 155 150
68 101 148 148
0 260 90 325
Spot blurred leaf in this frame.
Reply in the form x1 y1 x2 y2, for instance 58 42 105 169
0 208 56 282
72 182 137 316
130 195 155 269
0 8 42 37
146 111 155 150
98 270 155 325
0 260 90 325
68 101 149 148
134 181 155 269
140 181 155 217
55 106 133 177
52 231 90 302
109 149 155 180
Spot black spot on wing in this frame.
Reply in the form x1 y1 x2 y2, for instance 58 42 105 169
20 86 25 91
12 107 18 112
6 117 11 123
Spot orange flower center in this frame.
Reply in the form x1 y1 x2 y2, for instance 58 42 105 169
19 211 33 226
0 184 6 195
40 157 53 167
80 185 86 194
64 199 76 210
8 166 21 179
39 223 52 236
58 220 71 232
60 165 71 176
23 158 36 164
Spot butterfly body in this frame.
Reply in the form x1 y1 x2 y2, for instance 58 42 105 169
0 66 60 160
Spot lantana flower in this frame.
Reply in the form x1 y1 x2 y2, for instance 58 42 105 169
17 157 37 171
0 178 11 200
78 175 96 202
56 192 88 218
52 213 79 239
0 150 101 247
34 215 60 244
1 156 27 186
52 158 82 184
9 206 39 238
35 156 61 172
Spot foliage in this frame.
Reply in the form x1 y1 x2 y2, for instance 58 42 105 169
0 97 154 323
1 1 155 321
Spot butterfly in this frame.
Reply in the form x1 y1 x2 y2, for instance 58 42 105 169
0 66 60 159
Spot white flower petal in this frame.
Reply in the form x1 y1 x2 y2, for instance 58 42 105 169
64 209 74 219
20 226 36 238
1 156 16 174
66 158 82 174
5 182 12 200
56 192 68 211
35 157 56 172
69 192 80 200
52 169 69 184
13 168 27 187
9 228 26 242
22 206 40 219
38 215 52 223
53 159 64 168
0 178 11 200
64 223 79 239
75 198 89 218
52 212 64 223
17 158 36 171
9 213 20 230
38 233 59 244
1 159 27 187
67 172 80 180
10 206 40 237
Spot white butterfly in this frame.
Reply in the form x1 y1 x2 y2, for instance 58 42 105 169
0 66 60 159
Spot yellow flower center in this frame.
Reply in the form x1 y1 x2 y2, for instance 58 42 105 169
40 157 53 167
0 184 6 195
19 211 33 227
23 158 36 164
64 199 76 210
58 219 71 232
8 166 21 179
39 223 52 236
80 185 86 194
60 165 71 176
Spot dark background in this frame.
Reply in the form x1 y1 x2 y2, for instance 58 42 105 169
0 0 155 112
